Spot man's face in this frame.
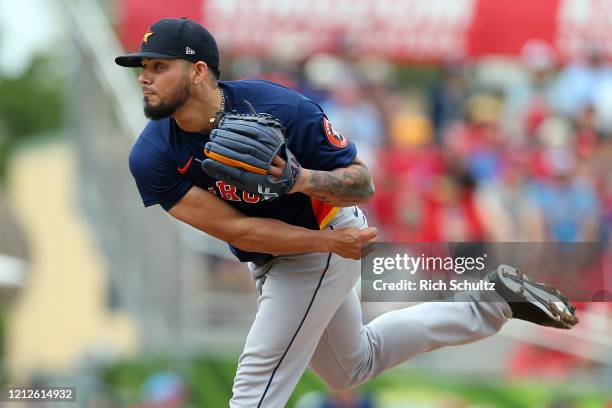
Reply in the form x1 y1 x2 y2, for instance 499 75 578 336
139 58 191 120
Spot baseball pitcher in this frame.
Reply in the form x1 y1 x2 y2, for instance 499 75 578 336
116 18 577 408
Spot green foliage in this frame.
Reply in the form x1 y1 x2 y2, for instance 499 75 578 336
100 355 238 407
0 55 64 181
98 355 612 407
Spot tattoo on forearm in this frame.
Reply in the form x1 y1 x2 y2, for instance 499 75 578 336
308 165 374 205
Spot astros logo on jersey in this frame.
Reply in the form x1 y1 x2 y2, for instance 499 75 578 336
142 29 154 44
323 117 348 149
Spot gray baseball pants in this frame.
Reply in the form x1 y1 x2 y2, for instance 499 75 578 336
230 206 512 407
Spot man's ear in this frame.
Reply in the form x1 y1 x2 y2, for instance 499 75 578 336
192 61 208 84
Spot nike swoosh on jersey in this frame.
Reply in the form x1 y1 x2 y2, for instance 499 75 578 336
177 156 194 175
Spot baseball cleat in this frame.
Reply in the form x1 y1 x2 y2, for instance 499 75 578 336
487 264 578 329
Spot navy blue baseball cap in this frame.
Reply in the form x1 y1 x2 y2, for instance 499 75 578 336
115 17 220 73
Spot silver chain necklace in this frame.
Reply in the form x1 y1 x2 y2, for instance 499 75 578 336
219 87 226 113
210 87 226 126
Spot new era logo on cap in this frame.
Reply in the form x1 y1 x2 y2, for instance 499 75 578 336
186 46 195 55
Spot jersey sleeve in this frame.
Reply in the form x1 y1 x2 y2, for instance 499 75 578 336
128 136 193 212
289 97 357 171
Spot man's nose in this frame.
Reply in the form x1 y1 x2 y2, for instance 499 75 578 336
138 70 152 85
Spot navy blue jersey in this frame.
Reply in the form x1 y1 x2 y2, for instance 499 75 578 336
129 80 357 262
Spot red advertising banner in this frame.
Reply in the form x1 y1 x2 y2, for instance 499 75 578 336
117 0 612 61
467 0 560 57
202 0 476 61
117 0 202 47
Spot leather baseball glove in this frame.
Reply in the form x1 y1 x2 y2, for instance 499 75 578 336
201 112 301 201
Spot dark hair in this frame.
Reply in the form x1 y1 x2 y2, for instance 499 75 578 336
181 59 220 81
209 67 220 80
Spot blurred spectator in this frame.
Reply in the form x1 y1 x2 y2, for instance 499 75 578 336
552 45 612 119
371 143 444 241
430 62 469 141
320 77 385 169
506 39 557 139
129 371 190 408
418 166 485 242
586 136 612 242
572 106 600 160
530 147 599 242
475 153 545 241
389 93 433 149
444 93 505 183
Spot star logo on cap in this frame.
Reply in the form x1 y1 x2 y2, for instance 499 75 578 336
142 30 153 44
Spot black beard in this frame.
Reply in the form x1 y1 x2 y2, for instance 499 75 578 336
143 81 190 120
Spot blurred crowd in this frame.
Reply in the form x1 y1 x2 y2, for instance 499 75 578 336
211 47 612 400
220 40 612 245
